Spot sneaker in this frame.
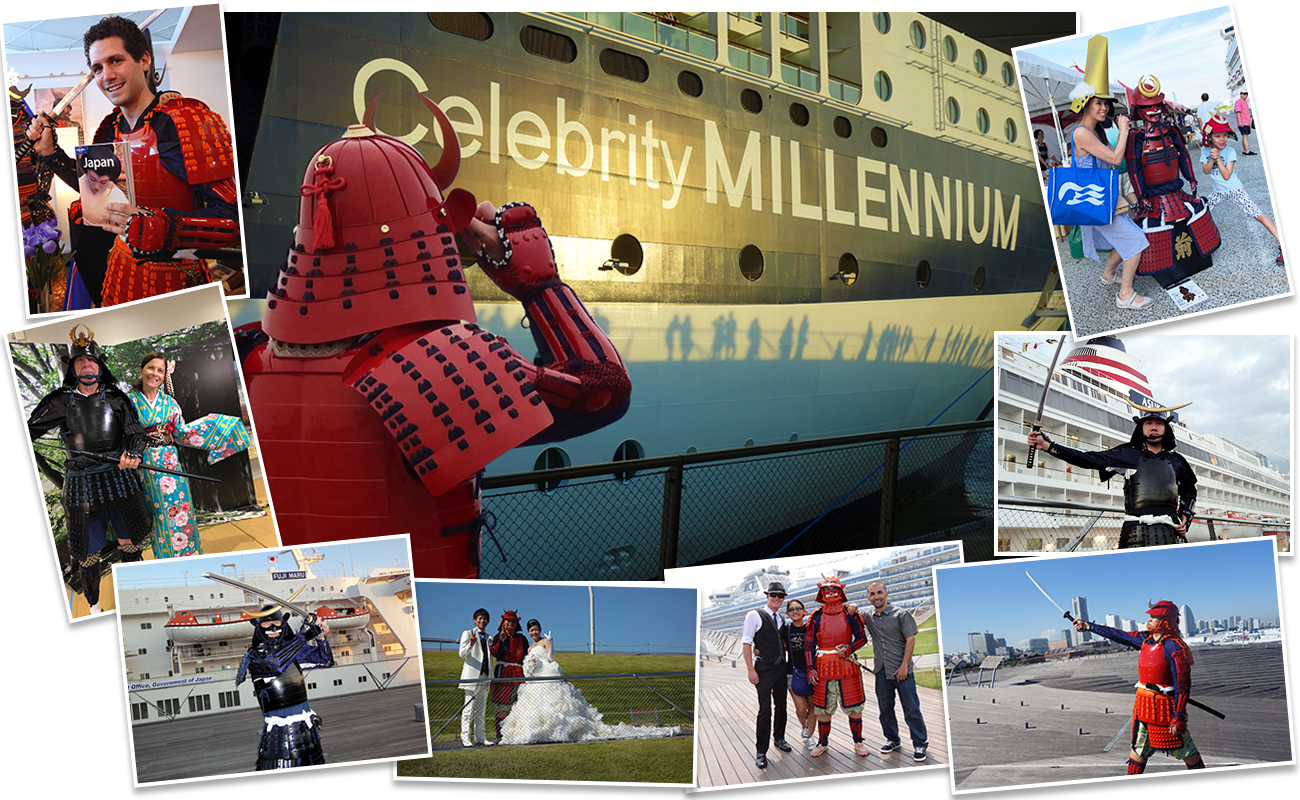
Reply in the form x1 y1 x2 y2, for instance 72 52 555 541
805 734 817 749
1277 248 1285 265
1116 291 1154 310
880 741 901 754
914 744 928 762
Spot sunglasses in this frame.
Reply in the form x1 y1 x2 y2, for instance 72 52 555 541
767 593 786 599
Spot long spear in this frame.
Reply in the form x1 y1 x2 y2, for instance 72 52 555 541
1025 337 1067 470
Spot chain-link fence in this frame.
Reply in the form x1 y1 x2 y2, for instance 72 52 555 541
478 421 993 580
423 671 694 750
997 496 1292 553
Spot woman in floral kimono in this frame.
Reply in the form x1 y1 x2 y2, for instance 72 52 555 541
127 352 251 558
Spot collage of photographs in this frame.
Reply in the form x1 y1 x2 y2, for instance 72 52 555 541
1 6 1292 800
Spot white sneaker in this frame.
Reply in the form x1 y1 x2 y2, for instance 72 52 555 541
88 603 103 615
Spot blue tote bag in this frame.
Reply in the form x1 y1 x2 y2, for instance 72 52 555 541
1048 167 1118 227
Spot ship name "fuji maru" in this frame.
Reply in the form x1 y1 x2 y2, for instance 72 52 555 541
355 59 1020 251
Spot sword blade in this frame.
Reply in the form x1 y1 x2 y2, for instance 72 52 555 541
202 572 313 619
1025 571 1070 618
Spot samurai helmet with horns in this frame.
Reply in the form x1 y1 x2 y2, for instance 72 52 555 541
815 574 847 605
61 323 118 388
247 586 306 646
1124 395 1191 449
1146 600 1180 634
262 94 481 346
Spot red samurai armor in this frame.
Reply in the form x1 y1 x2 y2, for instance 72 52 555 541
804 577 867 710
1132 600 1194 750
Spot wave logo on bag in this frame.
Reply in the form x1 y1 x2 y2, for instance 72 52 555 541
1056 182 1109 206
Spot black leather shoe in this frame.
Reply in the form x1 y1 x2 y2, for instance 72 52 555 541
774 740 792 752
755 753 768 768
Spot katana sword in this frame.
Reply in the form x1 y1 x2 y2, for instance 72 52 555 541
1026 571 1074 622
1025 337 1067 470
1026 573 1226 720
69 449 222 484
839 651 876 675
202 572 313 619
16 9 167 162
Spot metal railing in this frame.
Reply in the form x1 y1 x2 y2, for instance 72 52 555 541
479 420 994 580
997 496 1292 553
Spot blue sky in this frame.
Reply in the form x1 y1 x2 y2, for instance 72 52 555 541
1021 8 1238 107
112 537 412 590
416 582 698 653
935 539 1279 652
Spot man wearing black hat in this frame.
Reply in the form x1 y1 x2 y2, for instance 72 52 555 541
27 324 152 613
1029 398 1197 547
742 581 791 768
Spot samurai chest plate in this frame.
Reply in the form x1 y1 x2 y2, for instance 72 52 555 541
65 392 123 453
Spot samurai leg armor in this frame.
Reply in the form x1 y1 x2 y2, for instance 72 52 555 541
78 554 102 607
255 715 325 770
1127 757 1146 774
849 716 864 743
1187 758 1205 769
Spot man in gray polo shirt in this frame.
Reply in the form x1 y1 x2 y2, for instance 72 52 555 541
861 581 928 762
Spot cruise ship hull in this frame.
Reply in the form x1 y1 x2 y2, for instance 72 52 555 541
232 13 1057 562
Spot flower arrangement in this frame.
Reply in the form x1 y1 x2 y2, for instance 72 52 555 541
23 220 72 313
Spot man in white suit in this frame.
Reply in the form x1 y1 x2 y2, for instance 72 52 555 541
459 608 494 746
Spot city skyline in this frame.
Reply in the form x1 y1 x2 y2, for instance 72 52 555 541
934 539 1280 654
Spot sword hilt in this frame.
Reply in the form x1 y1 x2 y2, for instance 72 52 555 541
1027 423 1042 469
15 111 57 163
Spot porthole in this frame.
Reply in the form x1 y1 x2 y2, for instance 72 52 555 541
744 438 756 447
520 26 576 63
871 126 888 148
834 253 858 286
678 70 704 98
740 88 763 114
873 13 891 35
833 116 851 139
609 234 643 276
739 245 764 281
946 97 961 125
974 49 987 75
600 48 649 83
909 21 926 49
427 13 493 41
916 261 931 289
533 447 570 492
789 433 799 442
976 108 990 134
1001 61 1015 87
789 102 810 127
1004 118 1018 142
874 71 892 102
974 266 986 292
613 439 645 482
943 36 958 63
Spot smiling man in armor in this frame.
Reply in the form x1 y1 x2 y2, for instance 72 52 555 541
1028 399 1197 548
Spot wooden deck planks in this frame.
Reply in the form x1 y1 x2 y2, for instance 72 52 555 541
695 661 948 788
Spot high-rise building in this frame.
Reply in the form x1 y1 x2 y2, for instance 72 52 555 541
1072 597 1091 641
1105 614 1120 628
968 632 996 655
1179 604 1196 639
1027 638 1049 653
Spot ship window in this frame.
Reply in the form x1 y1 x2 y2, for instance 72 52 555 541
976 108 990 134
974 49 987 75
833 116 851 139
834 253 858 286
873 13 891 35
1004 118 1018 142
600 48 649 83
946 97 961 125
916 260 931 289
943 36 958 63
138 648 147 655
909 21 926 50
140 622 151 629
739 244 764 281
1001 61 1015 87
740 88 763 114
533 447 570 492
613 439 645 482
428 13 493 41
608 233 643 275
974 266 986 292
520 26 577 64
789 433 799 442
874 71 892 102
678 70 704 98
789 102 810 127
871 126 888 148
132 702 148 721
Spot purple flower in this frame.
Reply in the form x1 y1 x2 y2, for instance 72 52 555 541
42 240 57 254
25 245 35 258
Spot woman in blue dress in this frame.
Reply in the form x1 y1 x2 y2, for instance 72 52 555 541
127 352 251 559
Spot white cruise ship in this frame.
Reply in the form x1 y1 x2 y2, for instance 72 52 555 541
117 549 420 725
995 336 1290 552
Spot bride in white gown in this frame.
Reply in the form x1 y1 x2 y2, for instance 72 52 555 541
500 619 682 745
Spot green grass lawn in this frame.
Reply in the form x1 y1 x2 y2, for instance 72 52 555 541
416 649 695 777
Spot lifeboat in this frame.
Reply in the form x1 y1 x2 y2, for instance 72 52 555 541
164 610 255 644
313 604 371 630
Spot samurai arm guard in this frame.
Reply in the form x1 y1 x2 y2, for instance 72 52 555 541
522 283 631 416
1164 638 1194 728
119 394 149 459
296 637 334 670
37 146 79 191
1171 131 1197 193
849 615 868 653
236 648 253 686
1175 454 1197 523
1081 622 1146 650
27 391 68 440
125 206 241 257
1125 132 1149 199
